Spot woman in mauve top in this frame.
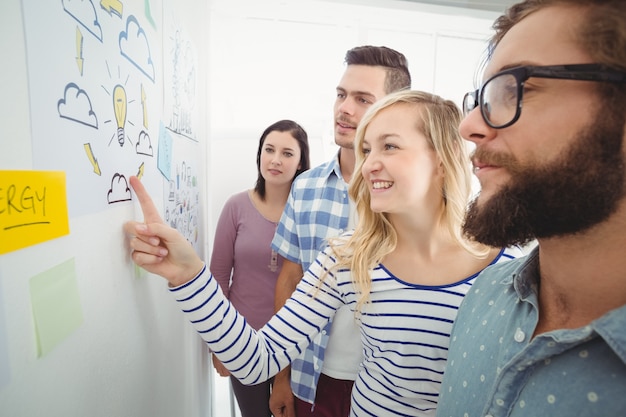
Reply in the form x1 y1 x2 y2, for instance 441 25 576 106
209 120 310 417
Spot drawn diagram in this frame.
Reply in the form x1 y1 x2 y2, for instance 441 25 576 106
57 83 99 129
164 159 200 252
120 15 155 82
164 19 198 140
23 0 162 217
111 84 127 146
62 0 104 42
23 0 202 253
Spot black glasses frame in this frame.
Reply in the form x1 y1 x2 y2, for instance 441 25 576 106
463 63 626 129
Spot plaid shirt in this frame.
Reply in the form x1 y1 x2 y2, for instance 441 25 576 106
271 154 350 405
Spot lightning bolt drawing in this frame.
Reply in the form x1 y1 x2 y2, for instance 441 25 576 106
137 162 145 180
100 0 123 18
141 84 148 129
84 143 101 176
76 26 84 76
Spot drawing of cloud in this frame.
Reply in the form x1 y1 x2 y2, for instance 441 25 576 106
58 82 98 128
107 173 132 204
136 130 153 156
119 15 155 82
62 0 103 41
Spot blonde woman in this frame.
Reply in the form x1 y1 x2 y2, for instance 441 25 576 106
124 90 522 416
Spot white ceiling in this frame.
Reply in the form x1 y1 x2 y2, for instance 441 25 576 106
402 0 516 13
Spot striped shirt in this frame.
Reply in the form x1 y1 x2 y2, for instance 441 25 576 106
171 241 522 416
271 154 353 403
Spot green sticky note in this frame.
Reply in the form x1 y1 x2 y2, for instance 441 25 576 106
29 258 83 357
134 263 148 279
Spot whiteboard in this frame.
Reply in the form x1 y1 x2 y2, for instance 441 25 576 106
0 0 210 416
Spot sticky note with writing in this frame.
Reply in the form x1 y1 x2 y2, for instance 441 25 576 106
0 171 70 255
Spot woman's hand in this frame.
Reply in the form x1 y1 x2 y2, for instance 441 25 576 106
211 354 231 377
124 176 205 287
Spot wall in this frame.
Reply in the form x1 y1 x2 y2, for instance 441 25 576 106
0 0 211 416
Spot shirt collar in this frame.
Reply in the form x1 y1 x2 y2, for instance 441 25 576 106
508 247 540 302
317 151 342 180
509 246 626 363
593 303 626 363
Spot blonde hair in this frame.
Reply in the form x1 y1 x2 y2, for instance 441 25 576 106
327 90 490 313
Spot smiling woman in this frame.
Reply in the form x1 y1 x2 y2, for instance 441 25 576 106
360 102 442 215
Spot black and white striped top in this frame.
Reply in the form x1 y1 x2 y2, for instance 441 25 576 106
171 243 522 416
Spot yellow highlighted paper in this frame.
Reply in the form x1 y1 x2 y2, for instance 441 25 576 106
30 258 83 357
0 170 69 255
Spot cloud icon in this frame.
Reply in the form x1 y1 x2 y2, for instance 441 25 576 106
62 0 103 41
107 173 132 204
119 15 155 82
136 130 153 156
58 82 98 128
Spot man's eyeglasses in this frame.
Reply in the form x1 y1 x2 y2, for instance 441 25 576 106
462 64 626 129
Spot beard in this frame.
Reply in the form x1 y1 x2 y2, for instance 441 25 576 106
463 103 626 248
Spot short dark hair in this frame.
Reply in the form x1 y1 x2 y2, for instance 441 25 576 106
344 45 411 94
254 120 310 200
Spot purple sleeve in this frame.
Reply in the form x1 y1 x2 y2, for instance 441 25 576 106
209 194 239 299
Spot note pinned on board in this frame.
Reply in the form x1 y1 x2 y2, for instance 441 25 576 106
30 258 83 357
0 170 69 255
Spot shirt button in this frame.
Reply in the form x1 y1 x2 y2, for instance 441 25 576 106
514 328 525 342
321 330 327 335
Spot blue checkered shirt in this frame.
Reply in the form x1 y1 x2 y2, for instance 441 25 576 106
271 154 350 405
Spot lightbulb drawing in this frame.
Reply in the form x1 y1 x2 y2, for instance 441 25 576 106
112 84 127 146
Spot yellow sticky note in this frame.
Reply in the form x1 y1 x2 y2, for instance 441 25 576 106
0 170 69 255
29 258 83 357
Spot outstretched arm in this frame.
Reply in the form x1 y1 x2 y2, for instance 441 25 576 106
124 177 343 385
124 176 204 287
